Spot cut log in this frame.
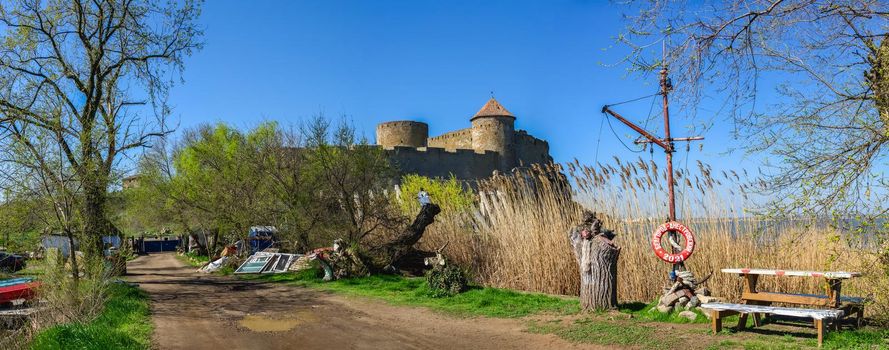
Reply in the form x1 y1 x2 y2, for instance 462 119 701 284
569 212 620 311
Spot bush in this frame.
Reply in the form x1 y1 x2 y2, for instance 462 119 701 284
398 174 473 215
426 263 468 297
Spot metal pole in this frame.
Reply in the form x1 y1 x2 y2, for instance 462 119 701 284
660 64 685 273
661 66 676 222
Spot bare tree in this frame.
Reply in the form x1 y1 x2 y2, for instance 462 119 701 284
0 121 83 283
302 115 402 246
618 0 888 228
0 0 202 259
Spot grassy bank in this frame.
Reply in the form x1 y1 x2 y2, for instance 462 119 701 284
30 283 152 350
249 269 888 349
243 269 579 318
406 161 889 321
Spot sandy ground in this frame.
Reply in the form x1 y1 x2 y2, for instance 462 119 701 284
127 253 609 350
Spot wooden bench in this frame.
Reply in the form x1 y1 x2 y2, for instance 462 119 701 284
740 292 869 327
701 302 844 347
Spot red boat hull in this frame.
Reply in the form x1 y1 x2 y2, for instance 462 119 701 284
0 282 39 304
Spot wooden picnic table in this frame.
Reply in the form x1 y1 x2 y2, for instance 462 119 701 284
722 268 862 309
718 268 865 346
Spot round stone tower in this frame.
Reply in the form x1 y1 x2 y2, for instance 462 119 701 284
471 98 516 171
376 121 429 148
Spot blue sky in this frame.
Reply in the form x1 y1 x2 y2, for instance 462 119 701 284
167 1 760 177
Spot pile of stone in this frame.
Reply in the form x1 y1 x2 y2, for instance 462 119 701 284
654 270 718 320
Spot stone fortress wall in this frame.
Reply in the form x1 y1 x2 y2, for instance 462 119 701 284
376 98 553 181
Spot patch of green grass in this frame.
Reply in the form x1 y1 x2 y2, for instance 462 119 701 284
822 328 889 349
618 301 709 324
703 324 888 349
242 270 579 318
30 283 153 350
176 252 209 268
528 317 671 348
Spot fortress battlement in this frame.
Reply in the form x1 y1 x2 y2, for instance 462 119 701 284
428 128 471 140
376 98 552 181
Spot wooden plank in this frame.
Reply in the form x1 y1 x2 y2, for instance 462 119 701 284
699 302 843 320
742 292 833 306
744 292 868 305
721 268 860 279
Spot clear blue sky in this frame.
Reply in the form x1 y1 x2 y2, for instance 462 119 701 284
168 1 759 177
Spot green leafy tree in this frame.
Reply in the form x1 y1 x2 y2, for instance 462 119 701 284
0 0 203 260
171 123 279 254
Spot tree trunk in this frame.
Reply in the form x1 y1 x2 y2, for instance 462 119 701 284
65 229 80 284
188 231 208 256
373 203 441 268
574 237 620 311
82 181 108 260
569 214 620 312
347 204 442 274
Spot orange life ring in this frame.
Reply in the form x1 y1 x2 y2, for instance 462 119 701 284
650 221 696 264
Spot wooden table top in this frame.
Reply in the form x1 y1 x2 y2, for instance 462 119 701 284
721 268 861 279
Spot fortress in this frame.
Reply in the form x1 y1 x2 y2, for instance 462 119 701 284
376 98 553 181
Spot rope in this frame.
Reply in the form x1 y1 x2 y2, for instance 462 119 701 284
594 114 606 164
604 111 645 153
602 92 661 109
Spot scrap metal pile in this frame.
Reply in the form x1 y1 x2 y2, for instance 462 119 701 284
233 252 302 274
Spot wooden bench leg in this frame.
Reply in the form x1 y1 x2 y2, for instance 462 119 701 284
815 319 825 347
711 310 723 334
738 312 748 330
856 307 864 328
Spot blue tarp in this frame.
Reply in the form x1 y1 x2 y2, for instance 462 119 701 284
248 226 276 253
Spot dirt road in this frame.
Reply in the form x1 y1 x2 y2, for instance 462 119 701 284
127 253 605 350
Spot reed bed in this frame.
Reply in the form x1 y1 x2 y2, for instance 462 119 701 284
411 158 888 319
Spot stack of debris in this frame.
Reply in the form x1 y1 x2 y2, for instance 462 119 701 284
655 270 716 314
233 252 301 274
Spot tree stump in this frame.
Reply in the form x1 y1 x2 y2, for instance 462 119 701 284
569 211 620 311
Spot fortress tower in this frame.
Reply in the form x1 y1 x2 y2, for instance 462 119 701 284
376 121 429 148
471 98 516 170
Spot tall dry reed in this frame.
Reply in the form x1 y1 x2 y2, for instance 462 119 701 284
412 158 887 319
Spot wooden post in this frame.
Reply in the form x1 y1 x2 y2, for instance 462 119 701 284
738 274 760 329
826 279 842 308
815 319 825 347
711 311 723 334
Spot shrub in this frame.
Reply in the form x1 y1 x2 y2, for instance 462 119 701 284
397 174 474 215
426 263 468 297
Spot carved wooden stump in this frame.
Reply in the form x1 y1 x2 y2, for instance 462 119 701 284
569 212 620 311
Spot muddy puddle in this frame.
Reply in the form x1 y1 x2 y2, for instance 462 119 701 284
238 310 318 332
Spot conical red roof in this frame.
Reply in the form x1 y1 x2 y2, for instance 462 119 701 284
471 97 515 120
